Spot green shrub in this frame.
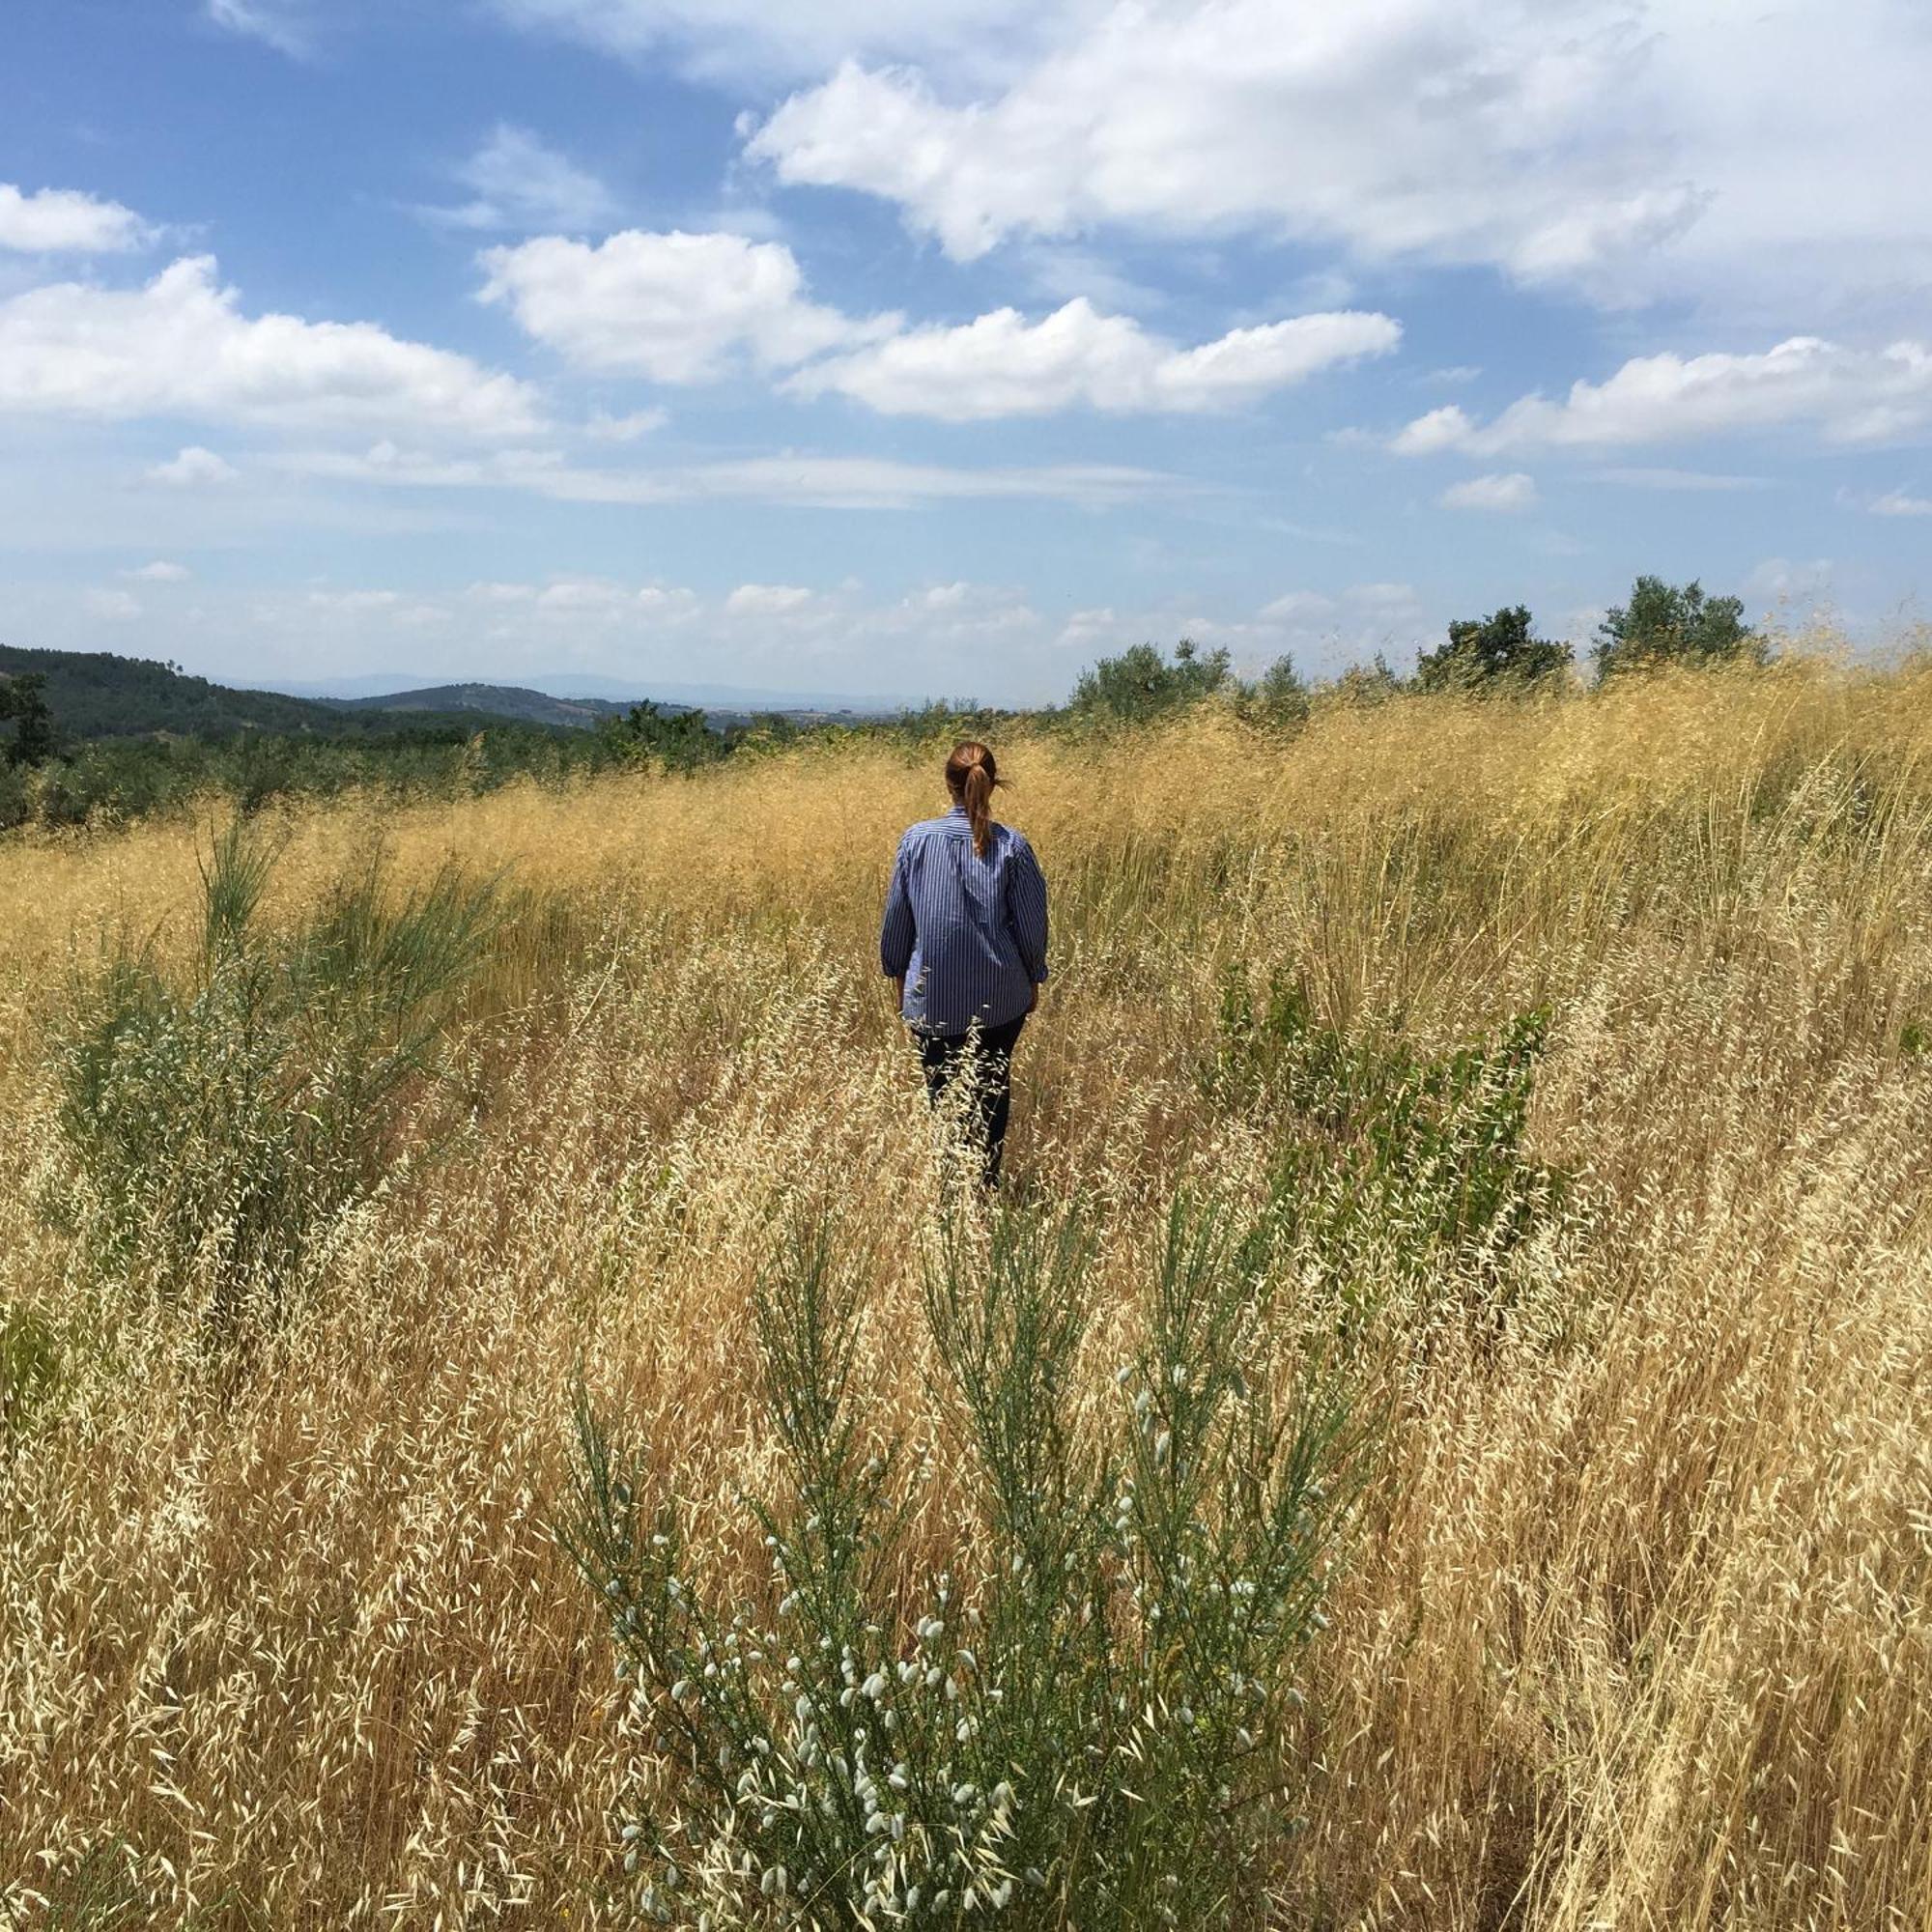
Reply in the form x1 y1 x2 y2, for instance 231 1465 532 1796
1414 606 1572 694
1594 576 1764 678
47 824 497 1324
565 1199 1360 1927
1068 640 1233 726
1212 976 1570 1321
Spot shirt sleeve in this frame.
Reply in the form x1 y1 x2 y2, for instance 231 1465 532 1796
880 839 916 978
1005 836 1049 982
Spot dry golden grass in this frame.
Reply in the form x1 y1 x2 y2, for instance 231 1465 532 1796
2 659 1929 1927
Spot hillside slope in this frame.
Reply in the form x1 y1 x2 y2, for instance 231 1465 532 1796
337 684 643 728
0 646 567 741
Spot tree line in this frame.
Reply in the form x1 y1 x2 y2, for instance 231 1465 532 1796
0 573 1776 831
1067 575 1762 726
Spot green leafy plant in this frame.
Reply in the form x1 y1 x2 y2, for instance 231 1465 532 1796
1414 607 1572 694
1068 640 1233 725
565 1199 1360 1927
47 823 498 1324
1594 576 1764 678
1213 974 1570 1318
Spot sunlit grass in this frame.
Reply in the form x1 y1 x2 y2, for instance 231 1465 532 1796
1 654 1928 1925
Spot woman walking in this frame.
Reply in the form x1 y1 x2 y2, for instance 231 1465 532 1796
880 741 1048 1187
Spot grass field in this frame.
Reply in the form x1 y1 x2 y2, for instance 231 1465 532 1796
2 661 1929 1928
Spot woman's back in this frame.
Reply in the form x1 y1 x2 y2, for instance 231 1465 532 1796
879 739 1049 1187
884 807 1046 1034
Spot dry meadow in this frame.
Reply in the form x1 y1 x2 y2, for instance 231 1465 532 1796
2 663 1929 1928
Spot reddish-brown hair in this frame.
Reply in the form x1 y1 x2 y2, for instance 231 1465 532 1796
945 740 999 859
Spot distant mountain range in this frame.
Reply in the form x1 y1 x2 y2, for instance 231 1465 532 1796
266 670 913 713
0 646 907 742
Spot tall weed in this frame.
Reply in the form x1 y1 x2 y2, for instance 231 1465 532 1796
47 823 497 1323
566 1200 1361 1927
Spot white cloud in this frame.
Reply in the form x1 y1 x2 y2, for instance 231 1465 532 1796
0 184 151 254
742 0 1932 315
1390 406 1474 457
146 445 240 487
308 588 403 613
122 560 192 582
724 582 815 615
479 229 895 383
430 126 619 233
1870 487 1932 517
1746 556 1833 604
280 439 1171 508
584 407 669 440
1438 471 1538 512
1391 337 1932 456
635 583 701 619
790 298 1399 420
205 0 312 56
1 256 541 435
1258 590 1336 623
85 588 142 620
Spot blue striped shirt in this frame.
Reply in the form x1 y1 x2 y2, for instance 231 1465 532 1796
880 806 1049 1035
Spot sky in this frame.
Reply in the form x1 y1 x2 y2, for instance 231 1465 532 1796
3 0 1931 705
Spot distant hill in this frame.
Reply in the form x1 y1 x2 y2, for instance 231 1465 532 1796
336 684 644 729
0 646 558 742
0 644 908 748
269 669 915 714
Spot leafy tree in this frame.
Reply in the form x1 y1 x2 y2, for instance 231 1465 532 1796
1333 653 1404 706
1594 577 1763 678
603 698 728 773
1069 638 1232 724
0 670 56 766
1414 606 1572 694
1238 652 1311 725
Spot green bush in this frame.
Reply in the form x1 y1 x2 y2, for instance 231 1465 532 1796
47 824 498 1324
1414 607 1572 694
1594 576 1764 678
1068 640 1233 726
1213 976 1570 1321
565 1199 1360 1927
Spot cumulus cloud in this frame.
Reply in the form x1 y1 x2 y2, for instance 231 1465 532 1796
122 560 192 582
584 407 668 440
740 0 1932 314
1391 337 1932 455
1870 487 1932 517
747 5 1699 280
724 582 815 615
146 445 241 487
85 588 142 620
0 183 152 254
0 256 541 435
429 126 619 233
788 298 1399 419
479 229 895 383
1438 471 1538 512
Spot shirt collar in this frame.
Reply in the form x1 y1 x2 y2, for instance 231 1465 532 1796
946 803 968 818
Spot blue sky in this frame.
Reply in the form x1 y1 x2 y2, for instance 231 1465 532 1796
4 0 1930 704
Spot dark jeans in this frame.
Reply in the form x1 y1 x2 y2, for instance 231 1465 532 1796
917 1013 1027 1186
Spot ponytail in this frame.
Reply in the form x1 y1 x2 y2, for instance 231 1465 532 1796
945 740 999 859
